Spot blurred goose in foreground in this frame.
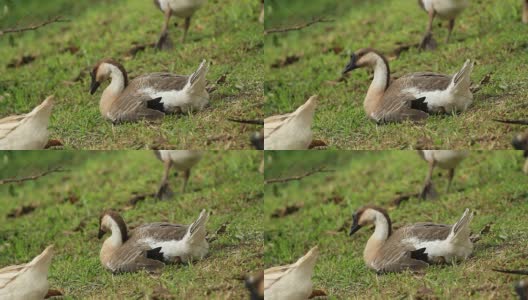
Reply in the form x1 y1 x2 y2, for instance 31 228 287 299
349 206 474 273
0 96 54 150
98 209 209 273
264 246 318 300
89 59 209 123
0 245 54 300
264 95 317 150
154 150 203 199
245 271 264 300
493 269 528 300
418 0 469 49
343 49 473 123
418 150 468 199
153 0 206 48
524 0 528 23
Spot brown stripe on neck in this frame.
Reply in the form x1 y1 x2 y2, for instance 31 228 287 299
357 204 393 236
100 210 129 242
356 48 391 91
93 58 129 87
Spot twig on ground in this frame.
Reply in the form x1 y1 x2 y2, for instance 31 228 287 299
0 16 69 36
265 167 334 184
0 167 68 185
264 17 334 35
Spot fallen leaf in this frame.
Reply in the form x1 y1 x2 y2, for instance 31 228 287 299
216 73 228 85
309 289 327 299
309 139 327 149
44 139 63 148
45 288 63 298
271 203 304 218
60 45 79 54
271 54 301 68
323 194 344 205
7 204 37 218
391 192 419 207
7 55 36 68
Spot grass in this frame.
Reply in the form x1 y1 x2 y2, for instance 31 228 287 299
264 0 528 149
264 150 528 299
0 0 263 149
0 151 263 299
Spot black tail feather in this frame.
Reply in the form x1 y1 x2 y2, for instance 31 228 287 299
147 97 165 112
146 247 164 261
410 248 429 262
410 97 428 113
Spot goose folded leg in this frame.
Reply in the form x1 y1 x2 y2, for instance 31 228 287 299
156 10 173 50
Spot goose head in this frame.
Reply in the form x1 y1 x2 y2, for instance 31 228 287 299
349 205 392 237
512 132 528 150
342 48 388 74
89 59 129 95
98 210 128 245
516 279 527 300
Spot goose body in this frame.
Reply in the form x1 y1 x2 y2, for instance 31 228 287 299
0 245 54 300
418 0 469 48
343 49 473 123
264 95 317 150
245 271 264 300
494 119 528 174
419 0 468 19
98 209 209 273
418 150 468 199
90 59 209 123
264 247 318 300
154 0 206 47
349 206 474 273
0 96 53 150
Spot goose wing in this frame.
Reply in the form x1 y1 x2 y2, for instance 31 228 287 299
264 263 295 289
403 223 452 241
0 114 26 139
376 72 451 123
109 242 164 273
264 113 292 138
137 73 189 92
132 222 189 242
0 264 27 288
109 78 166 123
374 227 432 272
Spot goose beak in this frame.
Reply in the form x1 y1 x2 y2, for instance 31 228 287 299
98 229 106 239
90 80 101 95
349 224 362 236
342 54 358 74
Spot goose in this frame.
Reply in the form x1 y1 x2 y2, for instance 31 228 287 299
493 269 528 300
89 59 209 124
417 0 469 49
259 0 264 24
153 0 206 48
98 209 209 273
494 119 528 173
349 206 474 273
264 246 318 300
524 0 528 24
418 150 468 199
342 48 473 123
264 95 317 150
0 245 53 300
153 150 203 199
0 96 54 150
227 118 264 150
245 271 264 300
